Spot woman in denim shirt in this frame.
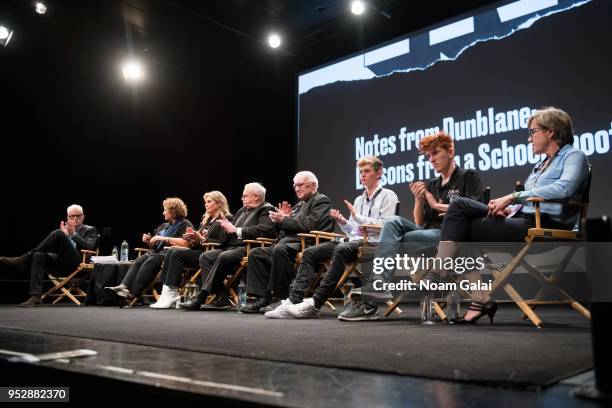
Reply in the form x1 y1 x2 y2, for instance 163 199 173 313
423 107 589 324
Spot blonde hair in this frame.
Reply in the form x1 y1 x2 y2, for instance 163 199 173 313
202 191 231 224
356 155 383 172
163 197 188 219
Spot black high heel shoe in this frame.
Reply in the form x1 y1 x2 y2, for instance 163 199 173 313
451 299 497 325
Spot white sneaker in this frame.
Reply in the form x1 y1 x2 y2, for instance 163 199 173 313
264 299 292 319
285 298 320 319
150 286 180 309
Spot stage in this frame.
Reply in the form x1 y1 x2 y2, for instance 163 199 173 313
0 303 599 406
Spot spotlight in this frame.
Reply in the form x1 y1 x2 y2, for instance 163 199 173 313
0 26 14 47
350 1 366 15
267 33 281 49
35 2 47 15
122 60 144 82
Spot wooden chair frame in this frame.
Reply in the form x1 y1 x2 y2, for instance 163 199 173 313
41 248 99 305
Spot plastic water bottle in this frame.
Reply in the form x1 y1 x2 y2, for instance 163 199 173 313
343 280 355 313
237 281 247 312
111 246 118 261
120 240 129 262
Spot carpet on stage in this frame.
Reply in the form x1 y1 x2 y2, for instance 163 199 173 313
0 304 592 388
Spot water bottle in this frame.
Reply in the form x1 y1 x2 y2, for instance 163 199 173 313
111 246 118 261
446 291 461 321
237 281 247 312
343 280 355 313
120 240 129 262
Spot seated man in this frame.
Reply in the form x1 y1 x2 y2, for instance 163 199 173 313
0 204 98 307
177 182 277 310
341 131 483 321
265 155 398 319
240 171 334 313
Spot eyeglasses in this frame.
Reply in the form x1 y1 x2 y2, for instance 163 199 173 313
293 182 312 189
67 214 83 219
528 127 545 137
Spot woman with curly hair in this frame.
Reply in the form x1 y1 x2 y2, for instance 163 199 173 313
104 197 193 306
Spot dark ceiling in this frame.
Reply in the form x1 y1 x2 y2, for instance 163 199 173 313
1 0 501 79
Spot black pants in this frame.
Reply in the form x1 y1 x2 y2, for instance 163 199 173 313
440 197 535 242
121 252 166 296
160 248 204 288
27 229 81 295
200 247 245 294
247 238 301 298
440 197 570 242
289 240 361 306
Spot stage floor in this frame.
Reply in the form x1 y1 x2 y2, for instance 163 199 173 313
0 303 599 407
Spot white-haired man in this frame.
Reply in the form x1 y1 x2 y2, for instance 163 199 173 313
241 171 335 313
0 204 98 306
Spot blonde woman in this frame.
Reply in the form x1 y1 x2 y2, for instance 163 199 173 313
104 197 193 307
151 191 233 308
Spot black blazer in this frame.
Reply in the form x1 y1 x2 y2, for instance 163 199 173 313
225 202 277 247
194 214 233 249
278 192 334 242
72 224 99 251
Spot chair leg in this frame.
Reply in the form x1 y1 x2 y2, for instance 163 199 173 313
491 269 543 328
383 292 405 317
324 300 336 311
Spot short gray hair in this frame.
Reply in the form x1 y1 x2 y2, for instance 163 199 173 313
244 182 266 202
528 106 574 147
67 204 84 214
294 171 319 190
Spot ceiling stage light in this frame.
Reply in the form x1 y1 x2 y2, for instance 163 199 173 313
122 60 144 82
35 2 47 15
351 1 366 16
0 26 14 47
267 33 281 49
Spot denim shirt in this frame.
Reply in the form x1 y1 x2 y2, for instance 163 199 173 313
516 144 589 227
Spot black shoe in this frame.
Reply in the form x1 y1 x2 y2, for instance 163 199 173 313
338 301 380 322
200 295 232 311
0 255 29 272
103 286 129 308
240 297 270 314
451 299 497 325
179 292 206 311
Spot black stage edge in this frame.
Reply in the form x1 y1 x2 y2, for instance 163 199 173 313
0 328 604 408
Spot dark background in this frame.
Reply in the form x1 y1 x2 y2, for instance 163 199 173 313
299 0 612 220
0 0 499 257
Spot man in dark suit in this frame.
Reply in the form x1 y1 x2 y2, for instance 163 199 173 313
240 171 334 313
0 204 98 307
178 182 277 310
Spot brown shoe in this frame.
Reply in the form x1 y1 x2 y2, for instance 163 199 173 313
0 255 29 271
19 295 42 307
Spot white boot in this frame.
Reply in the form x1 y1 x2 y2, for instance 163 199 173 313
150 285 180 309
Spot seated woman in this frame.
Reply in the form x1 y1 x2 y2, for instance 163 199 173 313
425 106 590 324
150 191 232 308
104 197 193 307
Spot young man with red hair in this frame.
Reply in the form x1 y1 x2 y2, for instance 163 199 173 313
339 131 483 321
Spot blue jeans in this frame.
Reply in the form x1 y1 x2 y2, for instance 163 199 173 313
375 216 441 282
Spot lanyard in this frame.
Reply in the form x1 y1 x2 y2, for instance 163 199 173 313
360 188 383 217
